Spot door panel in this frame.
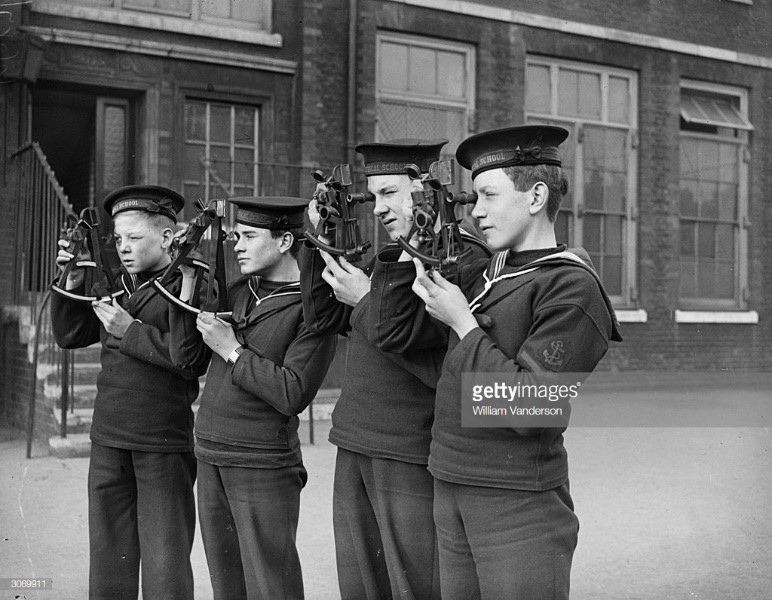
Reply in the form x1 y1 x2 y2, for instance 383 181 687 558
95 97 131 219
95 97 132 264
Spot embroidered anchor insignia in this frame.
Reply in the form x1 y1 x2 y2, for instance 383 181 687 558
543 340 565 368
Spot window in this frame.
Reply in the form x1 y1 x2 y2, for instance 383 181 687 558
681 94 752 131
678 82 751 309
183 100 259 221
526 58 638 306
58 0 272 32
87 0 192 17
374 33 476 248
376 33 475 182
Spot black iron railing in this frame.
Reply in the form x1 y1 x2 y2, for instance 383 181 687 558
10 142 76 454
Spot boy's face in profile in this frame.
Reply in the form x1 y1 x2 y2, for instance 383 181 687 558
232 223 285 279
471 168 534 252
368 174 422 241
112 211 173 274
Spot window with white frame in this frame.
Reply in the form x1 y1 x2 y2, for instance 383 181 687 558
65 0 271 30
376 32 475 181
678 82 751 309
526 58 638 306
183 99 259 221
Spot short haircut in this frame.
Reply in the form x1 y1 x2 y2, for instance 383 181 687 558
145 212 176 232
115 209 175 233
503 164 569 223
270 228 304 260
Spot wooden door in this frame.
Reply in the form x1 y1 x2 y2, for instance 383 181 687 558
95 97 132 222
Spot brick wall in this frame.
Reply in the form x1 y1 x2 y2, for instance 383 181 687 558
351 1 772 371
406 0 772 59
3 0 770 379
0 8 38 428
1 78 24 308
0 310 55 442
301 0 350 167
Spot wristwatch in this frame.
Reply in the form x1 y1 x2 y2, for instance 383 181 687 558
226 346 245 365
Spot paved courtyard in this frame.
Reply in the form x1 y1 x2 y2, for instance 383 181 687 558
2 400 771 599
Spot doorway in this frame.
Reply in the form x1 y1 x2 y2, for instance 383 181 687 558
31 82 136 227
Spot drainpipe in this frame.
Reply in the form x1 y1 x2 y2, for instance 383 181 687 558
346 0 358 167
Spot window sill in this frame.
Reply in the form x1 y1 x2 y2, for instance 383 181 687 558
32 1 282 48
674 310 758 324
614 309 648 323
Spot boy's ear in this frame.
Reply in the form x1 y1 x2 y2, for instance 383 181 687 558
278 231 295 254
528 181 550 216
160 226 175 249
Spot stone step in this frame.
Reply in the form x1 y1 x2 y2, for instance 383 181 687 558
42 362 102 386
298 388 339 421
311 388 340 404
68 363 102 385
48 433 91 459
36 342 102 364
72 344 102 363
52 407 93 434
44 381 97 408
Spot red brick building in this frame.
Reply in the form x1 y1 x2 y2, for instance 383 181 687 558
2 0 771 436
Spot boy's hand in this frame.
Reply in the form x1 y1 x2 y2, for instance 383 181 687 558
411 258 478 339
56 238 90 288
320 250 370 307
178 261 197 287
92 300 135 338
178 249 204 302
308 193 333 245
307 193 322 229
196 312 240 360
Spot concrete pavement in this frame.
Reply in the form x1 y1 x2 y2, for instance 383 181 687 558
1 419 771 599
0 421 338 600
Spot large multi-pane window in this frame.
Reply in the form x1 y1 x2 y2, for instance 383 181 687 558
526 58 638 306
70 0 271 29
678 82 751 309
375 33 475 247
376 33 475 174
183 100 259 221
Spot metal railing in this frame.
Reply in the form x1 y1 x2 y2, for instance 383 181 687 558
9 148 364 449
10 142 76 454
11 142 73 304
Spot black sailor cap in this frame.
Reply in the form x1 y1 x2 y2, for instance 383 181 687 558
354 138 448 176
456 125 569 179
103 185 185 223
229 196 308 230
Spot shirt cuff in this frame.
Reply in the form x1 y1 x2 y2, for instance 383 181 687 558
119 319 142 354
349 292 372 334
372 253 417 286
444 327 485 372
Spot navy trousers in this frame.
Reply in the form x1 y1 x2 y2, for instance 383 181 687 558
196 460 307 600
434 478 579 600
333 448 441 600
87 442 196 600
